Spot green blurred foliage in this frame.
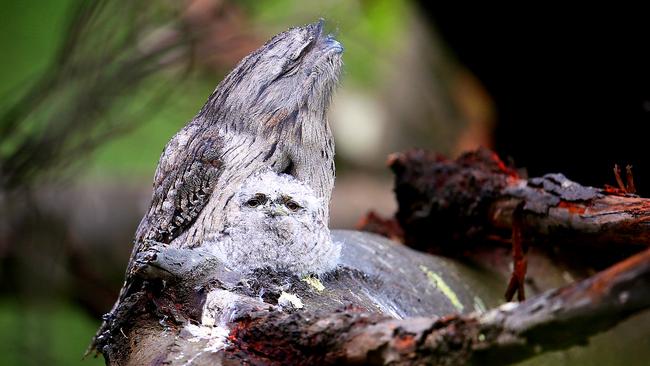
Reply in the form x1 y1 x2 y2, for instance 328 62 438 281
0 298 104 366
0 0 73 96
1 0 411 178
87 75 216 177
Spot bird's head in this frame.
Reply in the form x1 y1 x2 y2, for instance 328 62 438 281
242 192 303 218
236 171 322 221
199 20 343 131
213 170 338 276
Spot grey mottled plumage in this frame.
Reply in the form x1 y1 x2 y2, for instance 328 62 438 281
207 171 340 275
93 20 343 351
135 19 342 253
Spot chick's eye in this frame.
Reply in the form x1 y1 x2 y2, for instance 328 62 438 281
285 200 301 211
246 194 267 208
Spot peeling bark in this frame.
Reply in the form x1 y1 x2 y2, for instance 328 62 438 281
379 148 650 301
107 245 650 365
385 148 650 253
220 247 650 365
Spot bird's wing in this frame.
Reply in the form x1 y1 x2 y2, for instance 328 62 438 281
91 124 224 348
131 123 224 258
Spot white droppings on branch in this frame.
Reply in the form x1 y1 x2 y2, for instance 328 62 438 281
278 291 304 309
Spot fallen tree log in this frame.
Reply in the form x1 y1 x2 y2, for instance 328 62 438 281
93 230 504 365
93 148 650 365
223 246 650 365
95 232 650 365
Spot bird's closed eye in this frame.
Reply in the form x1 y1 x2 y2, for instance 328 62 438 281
246 194 267 207
290 37 314 61
282 59 301 77
281 39 314 77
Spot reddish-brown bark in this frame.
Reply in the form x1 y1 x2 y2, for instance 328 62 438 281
221 247 650 365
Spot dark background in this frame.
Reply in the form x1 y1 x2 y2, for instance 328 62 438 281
420 4 650 193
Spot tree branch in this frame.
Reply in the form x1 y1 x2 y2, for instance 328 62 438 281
222 247 650 365
383 148 650 253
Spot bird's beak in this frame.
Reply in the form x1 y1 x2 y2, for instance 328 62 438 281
269 206 289 217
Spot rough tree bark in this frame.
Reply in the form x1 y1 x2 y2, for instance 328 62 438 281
213 246 650 365
369 148 650 302
383 148 650 252
92 229 650 365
